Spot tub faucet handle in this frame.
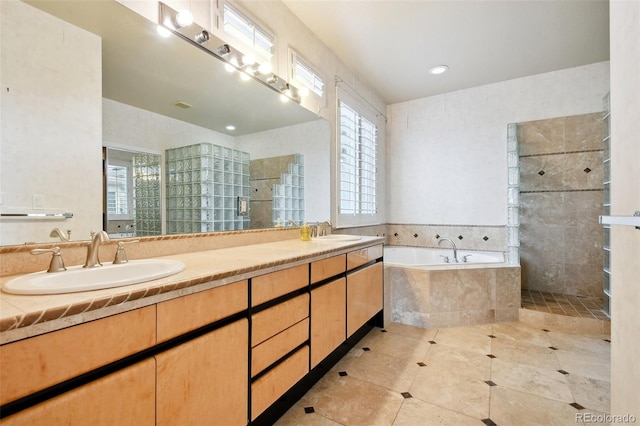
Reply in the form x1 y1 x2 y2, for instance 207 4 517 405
113 240 140 264
31 247 67 273
462 254 472 263
439 255 450 264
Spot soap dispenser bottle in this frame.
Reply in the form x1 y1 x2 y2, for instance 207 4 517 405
300 220 311 241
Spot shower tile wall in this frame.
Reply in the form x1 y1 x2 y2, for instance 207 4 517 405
249 155 304 228
517 113 604 297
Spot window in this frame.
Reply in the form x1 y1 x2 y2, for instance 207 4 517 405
339 100 377 216
106 161 132 218
222 2 273 64
291 51 324 98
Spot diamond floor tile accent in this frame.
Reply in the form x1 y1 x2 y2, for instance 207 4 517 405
275 321 611 426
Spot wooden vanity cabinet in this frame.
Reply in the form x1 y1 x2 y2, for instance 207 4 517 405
156 319 249 426
0 241 384 425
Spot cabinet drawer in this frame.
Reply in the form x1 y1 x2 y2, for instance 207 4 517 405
252 293 309 347
0 358 156 426
252 264 308 307
310 255 346 284
0 306 156 406
347 244 383 270
251 345 309 421
252 318 309 377
157 280 248 342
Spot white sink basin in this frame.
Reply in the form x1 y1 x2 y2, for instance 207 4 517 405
2 259 185 295
312 235 361 243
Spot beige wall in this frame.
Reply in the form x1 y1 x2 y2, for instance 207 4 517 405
0 0 103 245
610 0 640 418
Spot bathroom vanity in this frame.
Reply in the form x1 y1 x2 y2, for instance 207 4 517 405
0 237 384 425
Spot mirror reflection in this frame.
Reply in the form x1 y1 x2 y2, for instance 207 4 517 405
104 148 162 238
0 0 329 246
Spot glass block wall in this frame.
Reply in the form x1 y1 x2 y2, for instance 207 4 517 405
602 92 611 316
133 153 162 236
506 123 520 265
165 143 250 234
272 154 304 226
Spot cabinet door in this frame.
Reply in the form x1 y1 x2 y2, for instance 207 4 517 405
0 306 156 406
311 278 346 367
0 358 155 426
346 262 383 337
156 319 249 426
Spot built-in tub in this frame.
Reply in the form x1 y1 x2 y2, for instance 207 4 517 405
383 246 520 329
384 246 504 269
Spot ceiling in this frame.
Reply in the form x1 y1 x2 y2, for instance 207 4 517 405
282 0 610 104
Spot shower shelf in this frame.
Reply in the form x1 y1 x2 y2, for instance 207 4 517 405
599 211 640 229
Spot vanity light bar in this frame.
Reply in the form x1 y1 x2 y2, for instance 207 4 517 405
158 2 301 103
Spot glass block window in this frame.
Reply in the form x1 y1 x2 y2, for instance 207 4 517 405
292 51 324 97
339 100 377 215
222 2 273 63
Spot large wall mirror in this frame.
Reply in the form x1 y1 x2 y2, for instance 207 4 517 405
0 0 330 246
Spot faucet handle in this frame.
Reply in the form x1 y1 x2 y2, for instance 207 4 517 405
462 254 472 263
31 247 67 273
113 240 139 264
439 255 450 264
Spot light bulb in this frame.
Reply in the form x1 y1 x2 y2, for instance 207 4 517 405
175 10 194 27
242 54 256 66
257 62 272 75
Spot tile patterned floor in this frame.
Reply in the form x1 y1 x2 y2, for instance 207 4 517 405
521 289 610 321
276 321 611 426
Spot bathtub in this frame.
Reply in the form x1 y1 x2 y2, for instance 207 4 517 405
383 246 520 329
384 246 504 269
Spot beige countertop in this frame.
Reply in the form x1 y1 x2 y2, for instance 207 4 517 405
0 236 384 344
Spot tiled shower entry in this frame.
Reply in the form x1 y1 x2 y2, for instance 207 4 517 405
521 289 610 321
513 113 609 321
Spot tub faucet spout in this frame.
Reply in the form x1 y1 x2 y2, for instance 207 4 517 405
438 237 458 263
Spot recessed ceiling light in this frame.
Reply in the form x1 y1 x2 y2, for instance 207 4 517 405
429 65 449 75
173 101 192 109
226 125 236 131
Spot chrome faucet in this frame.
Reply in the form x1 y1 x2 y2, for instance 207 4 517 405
438 237 458 263
84 231 109 268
